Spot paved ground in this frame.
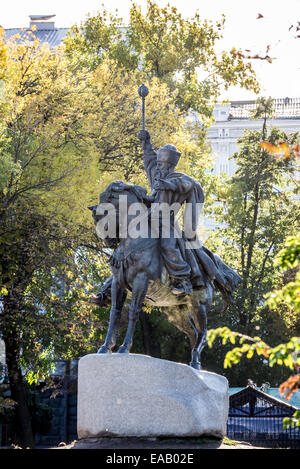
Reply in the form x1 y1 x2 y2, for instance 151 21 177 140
51 437 265 450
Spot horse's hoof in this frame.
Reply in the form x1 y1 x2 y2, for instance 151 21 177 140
117 345 129 354
190 362 201 370
97 345 111 354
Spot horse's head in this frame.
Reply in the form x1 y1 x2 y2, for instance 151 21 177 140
88 180 151 248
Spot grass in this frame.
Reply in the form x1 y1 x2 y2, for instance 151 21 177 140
222 436 239 446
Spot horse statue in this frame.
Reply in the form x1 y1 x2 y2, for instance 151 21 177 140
89 180 241 370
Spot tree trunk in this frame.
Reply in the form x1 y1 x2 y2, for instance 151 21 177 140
239 182 260 331
3 330 35 448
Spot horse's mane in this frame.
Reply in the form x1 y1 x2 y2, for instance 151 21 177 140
100 181 151 206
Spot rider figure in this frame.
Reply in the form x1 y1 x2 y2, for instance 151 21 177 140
139 129 205 296
93 129 206 303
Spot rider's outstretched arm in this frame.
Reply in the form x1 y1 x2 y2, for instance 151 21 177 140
138 130 157 189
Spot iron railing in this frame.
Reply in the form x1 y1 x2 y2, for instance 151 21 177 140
227 386 300 448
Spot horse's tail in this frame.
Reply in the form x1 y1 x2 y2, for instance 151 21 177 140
212 254 242 313
215 283 233 314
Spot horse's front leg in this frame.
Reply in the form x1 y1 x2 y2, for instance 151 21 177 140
98 278 127 353
118 272 148 354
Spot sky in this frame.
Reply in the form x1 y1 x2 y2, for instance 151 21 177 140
1 0 300 100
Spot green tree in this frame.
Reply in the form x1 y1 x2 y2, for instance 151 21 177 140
64 0 259 120
0 27 215 446
0 29 101 447
207 234 300 427
204 98 300 384
265 234 300 328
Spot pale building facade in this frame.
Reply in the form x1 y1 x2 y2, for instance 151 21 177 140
202 99 300 232
207 99 300 177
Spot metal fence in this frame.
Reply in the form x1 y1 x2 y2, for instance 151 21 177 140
227 386 300 448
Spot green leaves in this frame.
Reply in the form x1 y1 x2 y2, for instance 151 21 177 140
207 257 300 426
64 0 259 116
275 235 300 271
205 105 300 353
21 349 56 385
283 410 300 429
265 234 300 326
207 327 300 372
250 96 274 120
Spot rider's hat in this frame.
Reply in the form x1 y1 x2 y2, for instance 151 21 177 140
157 144 181 166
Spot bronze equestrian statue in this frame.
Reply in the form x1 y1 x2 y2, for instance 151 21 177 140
88 87 241 370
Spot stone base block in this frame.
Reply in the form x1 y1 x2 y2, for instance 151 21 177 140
77 354 229 439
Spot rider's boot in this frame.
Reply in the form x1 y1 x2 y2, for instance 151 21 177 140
171 277 193 296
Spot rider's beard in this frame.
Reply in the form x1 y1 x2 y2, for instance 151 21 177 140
158 169 169 179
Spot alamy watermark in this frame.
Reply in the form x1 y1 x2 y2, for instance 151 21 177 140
93 195 205 249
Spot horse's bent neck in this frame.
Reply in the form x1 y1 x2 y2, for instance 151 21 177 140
117 196 151 243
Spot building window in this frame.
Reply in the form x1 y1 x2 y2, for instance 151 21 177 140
218 128 229 138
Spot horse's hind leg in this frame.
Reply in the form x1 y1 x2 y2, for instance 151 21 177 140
189 302 208 370
118 272 148 354
98 278 127 353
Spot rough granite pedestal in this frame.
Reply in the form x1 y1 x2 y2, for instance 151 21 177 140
77 354 229 439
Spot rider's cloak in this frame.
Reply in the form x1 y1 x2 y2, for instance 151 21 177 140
143 140 241 296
